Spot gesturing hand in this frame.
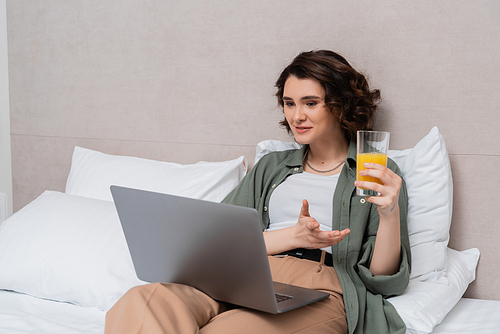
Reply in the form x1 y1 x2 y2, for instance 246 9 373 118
291 199 350 250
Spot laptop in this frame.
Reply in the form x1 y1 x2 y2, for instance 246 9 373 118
110 185 330 314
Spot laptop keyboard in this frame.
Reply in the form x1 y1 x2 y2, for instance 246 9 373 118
275 293 294 303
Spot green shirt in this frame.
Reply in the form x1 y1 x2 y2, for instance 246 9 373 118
222 141 411 334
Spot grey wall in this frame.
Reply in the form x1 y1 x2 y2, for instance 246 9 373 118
0 0 11 222
7 0 500 300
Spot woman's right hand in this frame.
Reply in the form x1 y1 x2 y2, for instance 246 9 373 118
291 199 350 250
264 199 350 255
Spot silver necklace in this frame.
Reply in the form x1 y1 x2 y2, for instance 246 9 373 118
306 159 345 173
307 158 338 167
305 151 346 173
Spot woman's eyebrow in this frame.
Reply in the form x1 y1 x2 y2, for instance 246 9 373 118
282 95 322 101
300 95 322 100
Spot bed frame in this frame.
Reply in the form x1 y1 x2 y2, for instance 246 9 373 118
7 0 500 302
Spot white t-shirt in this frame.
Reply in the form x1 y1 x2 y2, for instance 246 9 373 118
267 172 340 254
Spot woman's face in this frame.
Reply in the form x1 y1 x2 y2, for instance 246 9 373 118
283 76 340 146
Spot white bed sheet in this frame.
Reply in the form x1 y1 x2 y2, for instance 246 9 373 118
431 298 500 334
1 290 499 333
0 290 105 334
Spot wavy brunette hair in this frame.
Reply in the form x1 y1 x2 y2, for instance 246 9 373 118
275 50 381 142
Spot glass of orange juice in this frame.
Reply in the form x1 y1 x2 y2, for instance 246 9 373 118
356 130 390 196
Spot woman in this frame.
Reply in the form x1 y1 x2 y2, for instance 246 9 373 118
105 50 410 334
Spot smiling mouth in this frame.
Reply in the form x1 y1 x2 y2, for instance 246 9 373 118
295 126 312 133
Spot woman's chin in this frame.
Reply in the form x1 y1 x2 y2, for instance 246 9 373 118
293 136 311 146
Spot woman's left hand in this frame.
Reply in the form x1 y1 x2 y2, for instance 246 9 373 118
354 163 402 217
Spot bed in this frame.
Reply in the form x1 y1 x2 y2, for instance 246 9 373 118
2 0 500 333
1 128 499 333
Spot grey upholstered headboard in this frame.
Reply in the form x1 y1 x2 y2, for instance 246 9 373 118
7 1 500 300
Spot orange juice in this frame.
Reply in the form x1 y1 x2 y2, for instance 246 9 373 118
356 152 387 185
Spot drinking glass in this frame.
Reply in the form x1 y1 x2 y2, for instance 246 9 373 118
356 130 390 196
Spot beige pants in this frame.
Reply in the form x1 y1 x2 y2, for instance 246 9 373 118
105 256 347 334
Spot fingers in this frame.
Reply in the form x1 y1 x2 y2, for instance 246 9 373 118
355 163 401 194
355 163 402 213
296 200 350 249
329 228 350 242
334 228 351 240
306 219 320 231
299 199 310 218
357 163 396 184
305 228 351 249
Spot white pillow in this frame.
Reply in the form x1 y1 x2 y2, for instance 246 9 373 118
255 140 302 165
0 191 144 311
388 127 453 282
65 147 247 203
388 247 480 334
255 127 453 282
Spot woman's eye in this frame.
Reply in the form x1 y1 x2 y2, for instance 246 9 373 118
285 102 295 108
306 102 317 107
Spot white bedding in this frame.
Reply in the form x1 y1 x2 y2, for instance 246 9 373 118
432 298 500 334
0 290 105 334
0 139 498 333
1 290 499 334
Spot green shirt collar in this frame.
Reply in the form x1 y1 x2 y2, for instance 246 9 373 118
346 141 357 174
284 145 307 169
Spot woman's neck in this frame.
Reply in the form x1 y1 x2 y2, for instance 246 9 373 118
303 138 349 176
306 138 349 166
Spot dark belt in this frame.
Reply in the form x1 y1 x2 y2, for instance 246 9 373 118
276 248 333 267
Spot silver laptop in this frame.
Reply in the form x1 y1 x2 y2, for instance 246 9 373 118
110 185 329 314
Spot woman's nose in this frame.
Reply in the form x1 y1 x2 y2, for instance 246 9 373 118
293 106 306 122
